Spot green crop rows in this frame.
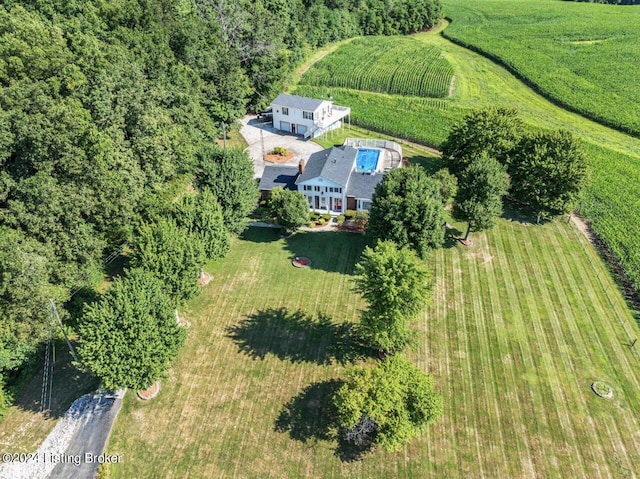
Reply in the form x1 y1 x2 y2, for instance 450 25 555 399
579 143 640 294
442 0 640 136
294 85 461 147
300 36 455 99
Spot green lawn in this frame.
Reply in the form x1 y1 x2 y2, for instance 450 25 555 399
106 220 640 478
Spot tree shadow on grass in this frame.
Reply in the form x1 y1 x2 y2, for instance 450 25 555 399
240 226 282 243
226 307 371 365
274 379 375 462
12 343 98 418
274 379 342 443
444 223 464 249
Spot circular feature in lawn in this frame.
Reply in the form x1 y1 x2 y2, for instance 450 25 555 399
292 256 311 268
591 381 613 399
137 381 161 400
198 271 211 285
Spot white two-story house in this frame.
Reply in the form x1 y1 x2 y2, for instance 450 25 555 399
270 93 350 139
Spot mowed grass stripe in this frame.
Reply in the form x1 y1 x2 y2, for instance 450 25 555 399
534 226 610 475
501 223 556 478
554 226 640 473
489 225 537 477
520 224 597 478
462 235 506 477
425 248 459 475
477 229 531 477
448 249 479 477
520 223 594 478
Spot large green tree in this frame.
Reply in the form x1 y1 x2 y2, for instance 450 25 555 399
268 187 310 234
173 189 231 260
367 166 445 258
333 354 443 452
130 218 206 304
78 269 185 391
0 227 67 373
353 241 432 353
442 107 522 175
509 130 588 223
454 153 510 241
196 147 259 235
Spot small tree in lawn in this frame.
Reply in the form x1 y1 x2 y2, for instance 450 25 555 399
333 354 443 452
173 188 231 260
268 187 310 234
509 130 588 223
454 153 510 243
130 218 206 304
367 166 444 259
353 240 432 354
78 269 186 391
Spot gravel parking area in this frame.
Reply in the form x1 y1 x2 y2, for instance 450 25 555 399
240 115 323 178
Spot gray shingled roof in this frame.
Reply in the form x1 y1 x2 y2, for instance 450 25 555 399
296 146 357 187
259 165 299 191
346 172 384 200
271 93 325 112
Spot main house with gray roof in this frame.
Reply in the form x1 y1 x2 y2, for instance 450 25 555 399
259 143 401 213
271 93 350 139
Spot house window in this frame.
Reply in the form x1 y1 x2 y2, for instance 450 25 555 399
282 107 289 116
314 186 320 192
303 185 311 191
358 200 372 211
303 111 313 120
336 187 342 194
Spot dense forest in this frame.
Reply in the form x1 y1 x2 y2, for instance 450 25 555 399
0 0 442 411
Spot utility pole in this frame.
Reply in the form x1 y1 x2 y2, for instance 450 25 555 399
49 299 79 363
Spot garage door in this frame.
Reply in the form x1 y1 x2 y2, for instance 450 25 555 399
297 125 307 135
279 121 291 132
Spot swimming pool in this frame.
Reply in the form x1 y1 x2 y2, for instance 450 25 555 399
355 148 380 173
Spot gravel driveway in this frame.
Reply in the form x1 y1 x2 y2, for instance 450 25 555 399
0 391 123 479
240 115 324 178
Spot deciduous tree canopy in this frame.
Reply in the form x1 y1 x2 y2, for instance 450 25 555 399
196 147 259 235
78 269 185 391
509 130 588 222
353 241 432 353
333 355 443 452
268 187 310 234
130 218 206 304
442 107 522 175
454 153 510 240
368 167 445 258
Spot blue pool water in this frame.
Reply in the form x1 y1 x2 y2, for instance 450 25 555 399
355 148 380 172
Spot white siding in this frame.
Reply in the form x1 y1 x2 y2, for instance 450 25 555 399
271 99 331 135
297 177 345 213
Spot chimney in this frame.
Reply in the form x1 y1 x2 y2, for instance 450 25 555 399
298 159 305 175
